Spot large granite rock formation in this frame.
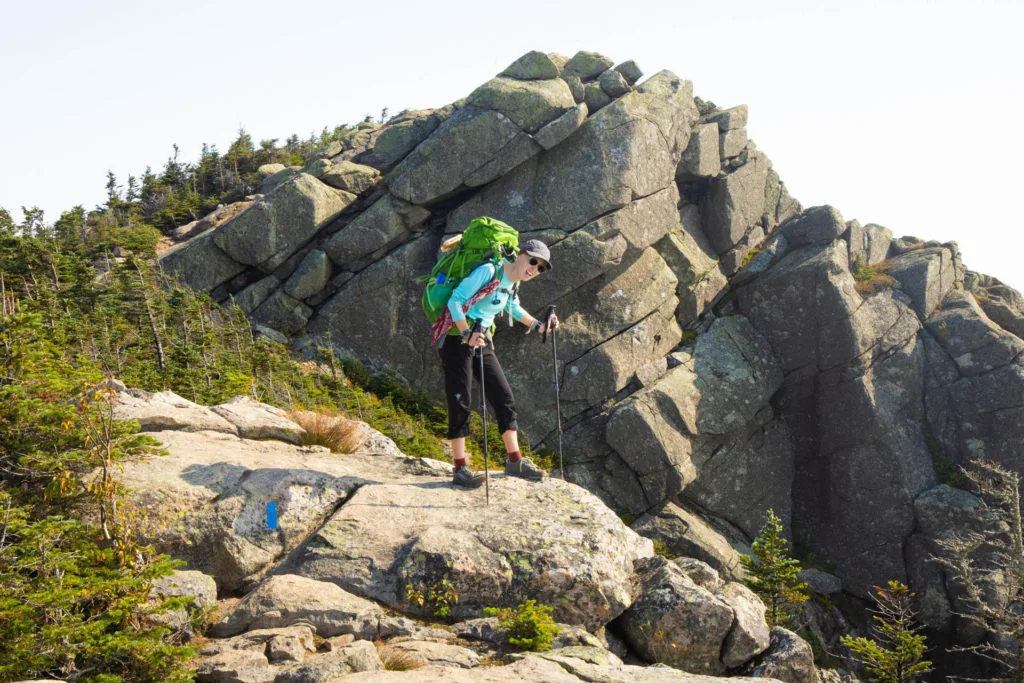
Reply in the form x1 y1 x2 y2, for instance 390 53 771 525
106 386 797 682
154 49 1024 658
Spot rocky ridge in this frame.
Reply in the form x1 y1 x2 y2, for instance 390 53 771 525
158 49 1024 656
95 385 811 682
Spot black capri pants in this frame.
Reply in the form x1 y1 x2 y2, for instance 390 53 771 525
439 334 518 439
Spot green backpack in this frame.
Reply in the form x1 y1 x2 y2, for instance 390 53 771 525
422 216 520 323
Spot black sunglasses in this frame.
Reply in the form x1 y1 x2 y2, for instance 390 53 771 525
529 257 549 273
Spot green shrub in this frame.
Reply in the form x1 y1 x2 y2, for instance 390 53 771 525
484 600 560 652
405 578 459 621
0 495 194 682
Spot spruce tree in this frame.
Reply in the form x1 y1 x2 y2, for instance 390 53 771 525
741 508 809 627
840 581 932 683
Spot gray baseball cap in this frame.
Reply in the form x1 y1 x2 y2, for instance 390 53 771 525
521 239 552 269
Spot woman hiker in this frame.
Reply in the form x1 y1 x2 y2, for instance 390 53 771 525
435 239 559 488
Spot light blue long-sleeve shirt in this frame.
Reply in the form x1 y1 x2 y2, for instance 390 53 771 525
447 262 527 331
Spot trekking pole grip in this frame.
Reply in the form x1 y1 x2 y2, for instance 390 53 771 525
542 305 556 343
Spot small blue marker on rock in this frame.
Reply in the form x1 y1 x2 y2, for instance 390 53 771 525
266 502 278 530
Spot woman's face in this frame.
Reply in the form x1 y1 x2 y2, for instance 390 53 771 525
514 252 549 281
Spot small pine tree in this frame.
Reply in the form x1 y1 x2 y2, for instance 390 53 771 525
485 600 561 652
840 581 932 683
741 508 809 627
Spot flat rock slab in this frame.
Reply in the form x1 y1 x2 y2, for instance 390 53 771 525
290 477 653 631
385 639 482 668
113 389 237 434
211 395 305 444
336 655 783 681
115 429 451 591
213 573 385 638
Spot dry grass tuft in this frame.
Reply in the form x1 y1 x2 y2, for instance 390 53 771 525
374 639 427 671
854 272 897 296
289 409 363 453
853 257 897 297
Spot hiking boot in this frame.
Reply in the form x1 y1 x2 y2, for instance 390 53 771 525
452 466 486 488
505 456 547 482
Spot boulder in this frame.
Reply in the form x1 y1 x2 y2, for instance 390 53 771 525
631 502 744 579
388 107 539 205
154 569 218 612
743 628 819 683
251 290 311 336
702 153 769 254
602 369 695 500
288 477 653 630
655 205 728 326
467 76 575 133
198 625 315 681
584 82 612 112
160 230 247 293
309 234 440 387
210 396 305 443
614 60 644 85
357 109 443 171
925 290 1024 377
673 557 724 592
258 165 300 195
112 388 237 434
884 246 957 319
863 223 892 265
213 574 385 639
302 157 332 179
271 640 382 682
282 249 331 301
322 194 429 270
678 122 721 179
258 163 285 178
500 51 561 80
382 640 480 668
779 206 846 247
534 103 588 150
562 51 615 80
720 582 772 667
618 557 736 673
233 275 280 314
798 569 842 596
319 160 380 194
562 74 585 103
720 128 748 159
707 105 749 131
213 174 354 271
149 569 218 636
599 69 631 98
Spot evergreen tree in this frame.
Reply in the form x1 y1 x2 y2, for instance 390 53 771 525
741 509 809 627
0 207 15 235
19 206 47 239
840 581 932 683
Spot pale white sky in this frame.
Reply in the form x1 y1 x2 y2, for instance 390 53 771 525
1 0 1021 290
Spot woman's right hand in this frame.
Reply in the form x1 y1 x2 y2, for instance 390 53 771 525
468 332 487 347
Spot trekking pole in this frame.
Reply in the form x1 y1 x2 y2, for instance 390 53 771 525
472 321 490 505
542 305 564 480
